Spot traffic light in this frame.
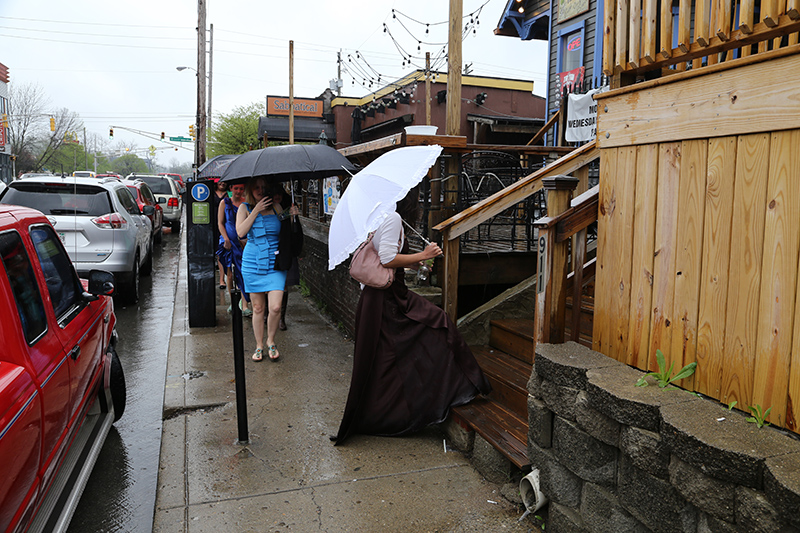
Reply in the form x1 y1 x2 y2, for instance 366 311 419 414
50 117 55 131
189 124 195 138
109 127 114 139
161 131 165 140
1 114 7 128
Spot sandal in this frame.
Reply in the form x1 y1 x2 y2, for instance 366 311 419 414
252 348 263 362
240 300 253 317
268 344 280 361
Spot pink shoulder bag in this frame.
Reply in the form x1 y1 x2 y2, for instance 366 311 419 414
349 232 395 289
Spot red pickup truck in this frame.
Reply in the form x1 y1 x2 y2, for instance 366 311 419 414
0 205 125 533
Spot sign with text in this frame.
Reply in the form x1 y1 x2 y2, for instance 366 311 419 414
323 177 340 215
267 96 324 118
558 0 590 22
554 67 585 107
565 87 608 142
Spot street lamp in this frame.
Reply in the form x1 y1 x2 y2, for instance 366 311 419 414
176 65 212 131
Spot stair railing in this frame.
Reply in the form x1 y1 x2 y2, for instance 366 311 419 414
433 140 600 321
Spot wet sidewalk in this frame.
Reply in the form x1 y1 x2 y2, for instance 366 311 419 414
152 234 534 532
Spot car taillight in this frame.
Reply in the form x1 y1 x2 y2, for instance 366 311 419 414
167 197 179 207
92 213 128 229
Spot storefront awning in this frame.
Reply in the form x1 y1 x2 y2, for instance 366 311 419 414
258 116 335 143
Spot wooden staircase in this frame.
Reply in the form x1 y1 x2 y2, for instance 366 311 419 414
452 319 534 468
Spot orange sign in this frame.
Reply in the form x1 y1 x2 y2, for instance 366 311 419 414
267 96 323 118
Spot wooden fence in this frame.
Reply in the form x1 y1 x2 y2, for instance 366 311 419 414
603 0 800 78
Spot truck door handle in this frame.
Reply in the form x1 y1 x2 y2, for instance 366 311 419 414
69 345 81 361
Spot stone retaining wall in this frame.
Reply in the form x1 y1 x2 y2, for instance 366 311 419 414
530 342 800 533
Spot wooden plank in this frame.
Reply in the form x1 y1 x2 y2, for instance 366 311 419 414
404 134 467 149
452 399 528 467
626 144 659 368
763 0 781 27
593 148 619 356
695 137 737 398
556 187 599 242
616 0 629 72
526 110 560 146
604 0 617 75
660 0 674 57
670 140 708 390
721 133 771 408
642 0 657 63
597 51 800 148
489 320 535 364
696 0 712 45
535 226 555 344
715 0 732 40
442 229 460 321
753 129 800 428
628 0 642 67
790 0 800 19
434 141 600 238
648 143 681 372
740 0 757 33
571 229 588 344
338 133 403 157
679 0 693 52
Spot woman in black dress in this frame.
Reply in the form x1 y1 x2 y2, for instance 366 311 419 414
333 187 491 444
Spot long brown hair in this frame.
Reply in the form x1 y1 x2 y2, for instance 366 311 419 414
244 177 266 206
396 186 420 226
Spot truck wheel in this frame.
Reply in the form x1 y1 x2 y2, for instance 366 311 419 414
110 346 126 422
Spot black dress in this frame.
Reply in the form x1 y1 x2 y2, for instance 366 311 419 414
333 241 491 444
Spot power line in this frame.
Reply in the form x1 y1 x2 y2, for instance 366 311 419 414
0 15 186 29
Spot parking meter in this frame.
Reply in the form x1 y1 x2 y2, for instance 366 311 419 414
185 179 216 327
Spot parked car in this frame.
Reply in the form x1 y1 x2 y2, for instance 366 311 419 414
124 179 163 243
0 204 125 533
126 174 182 233
0 175 154 303
159 172 185 193
72 170 96 178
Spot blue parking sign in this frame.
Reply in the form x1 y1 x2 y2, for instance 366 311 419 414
192 183 210 202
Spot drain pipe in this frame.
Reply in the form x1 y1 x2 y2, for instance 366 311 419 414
519 468 548 521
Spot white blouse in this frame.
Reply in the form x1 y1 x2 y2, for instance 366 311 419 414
372 212 404 265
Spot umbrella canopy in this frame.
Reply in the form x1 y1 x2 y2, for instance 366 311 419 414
220 144 356 184
197 154 239 179
327 145 443 270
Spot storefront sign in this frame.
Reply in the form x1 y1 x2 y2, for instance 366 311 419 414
565 87 607 142
267 96 324 118
554 67 585 107
559 0 590 23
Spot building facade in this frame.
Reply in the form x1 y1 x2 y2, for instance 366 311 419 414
0 62 10 183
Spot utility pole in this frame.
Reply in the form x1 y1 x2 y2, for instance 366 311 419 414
289 40 294 145
425 52 431 125
196 0 207 169
208 23 213 132
337 50 342 97
446 0 462 137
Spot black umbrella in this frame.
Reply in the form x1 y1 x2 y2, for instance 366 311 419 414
220 144 356 185
197 154 239 179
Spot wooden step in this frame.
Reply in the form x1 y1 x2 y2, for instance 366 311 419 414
488 318 535 364
453 398 529 468
471 345 531 418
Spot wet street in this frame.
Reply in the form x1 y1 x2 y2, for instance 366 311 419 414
68 229 182 533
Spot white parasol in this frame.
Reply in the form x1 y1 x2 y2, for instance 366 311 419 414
328 145 443 270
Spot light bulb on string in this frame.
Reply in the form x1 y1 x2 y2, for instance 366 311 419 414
426 24 429 34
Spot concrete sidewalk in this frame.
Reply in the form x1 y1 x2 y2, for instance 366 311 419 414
153 236 536 532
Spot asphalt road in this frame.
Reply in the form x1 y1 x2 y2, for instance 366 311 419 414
68 227 181 533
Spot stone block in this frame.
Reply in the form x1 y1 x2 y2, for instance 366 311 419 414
528 370 544 399
535 342 621 390
736 486 798 533
620 425 670 480
541 379 579 421
669 455 735 523
586 365 698 431
529 441 583 508
696 513 738 533
662 401 800 488
440 414 474 453
549 502 588 533
553 418 617 487
618 455 698 533
471 433 514 484
575 391 620 447
764 452 800 529
580 483 648 533
528 396 553 449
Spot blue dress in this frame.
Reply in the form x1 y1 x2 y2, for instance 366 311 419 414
217 197 249 302
241 204 287 293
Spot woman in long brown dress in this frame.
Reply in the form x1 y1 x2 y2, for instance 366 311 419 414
333 187 491 444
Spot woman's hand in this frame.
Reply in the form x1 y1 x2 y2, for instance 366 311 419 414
421 242 442 260
223 237 232 250
253 196 272 215
289 204 300 216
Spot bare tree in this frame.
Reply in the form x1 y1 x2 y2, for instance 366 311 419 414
34 107 83 173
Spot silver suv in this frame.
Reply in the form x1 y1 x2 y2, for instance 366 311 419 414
125 174 182 233
0 175 154 303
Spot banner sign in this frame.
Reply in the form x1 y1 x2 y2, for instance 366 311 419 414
266 96 324 118
323 177 340 215
565 87 608 142
554 67 585 108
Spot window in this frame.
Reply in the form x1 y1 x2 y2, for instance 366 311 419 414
2 183 112 216
116 187 140 215
562 29 584 72
138 177 172 195
0 231 47 343
30 225 83 322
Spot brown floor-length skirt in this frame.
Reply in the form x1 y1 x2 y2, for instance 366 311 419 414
334 268 491 445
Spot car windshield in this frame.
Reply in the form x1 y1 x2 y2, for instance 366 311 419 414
137 177 172 195
2 182 112 216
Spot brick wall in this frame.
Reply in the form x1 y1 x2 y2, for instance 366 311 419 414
528 342 800 533
297 216 360 337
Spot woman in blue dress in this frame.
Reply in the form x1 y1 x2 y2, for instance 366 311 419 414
236 177 298 362
217 182 251 315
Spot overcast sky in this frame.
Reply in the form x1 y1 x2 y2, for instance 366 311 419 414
0 0 547 167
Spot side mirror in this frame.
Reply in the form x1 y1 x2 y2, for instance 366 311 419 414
142 205 155 216
87 269 115 296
